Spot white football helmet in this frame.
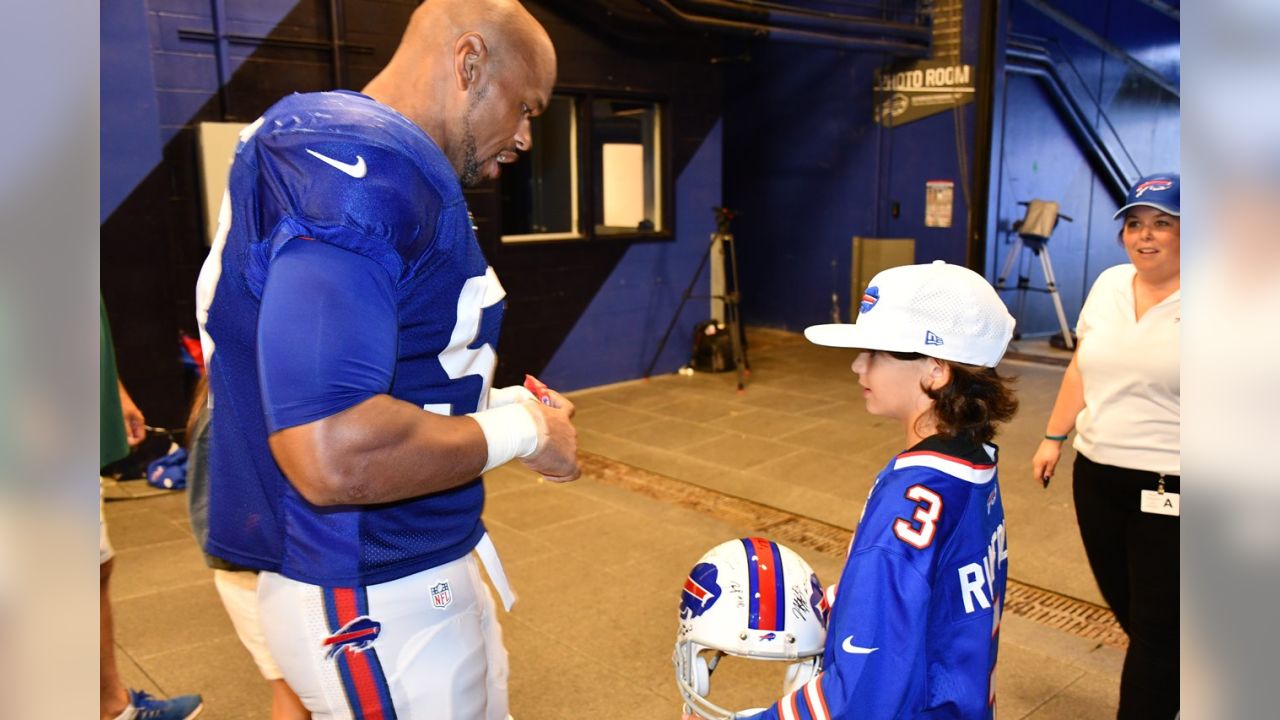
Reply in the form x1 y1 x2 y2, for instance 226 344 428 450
674 537 828 719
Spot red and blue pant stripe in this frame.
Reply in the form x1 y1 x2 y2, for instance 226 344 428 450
322 587 398 720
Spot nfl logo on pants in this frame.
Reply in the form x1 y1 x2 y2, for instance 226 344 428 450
431 580 452 610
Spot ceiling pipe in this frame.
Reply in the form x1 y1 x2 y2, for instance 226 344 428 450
636 0 930 56
667 0 932 43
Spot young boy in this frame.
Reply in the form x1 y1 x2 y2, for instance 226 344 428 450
751 261 1018 720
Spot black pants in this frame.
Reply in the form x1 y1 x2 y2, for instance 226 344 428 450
1073 453 1180 720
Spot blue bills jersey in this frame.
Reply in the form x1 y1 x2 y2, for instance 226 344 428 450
752 435 1008 720
198 91 505 586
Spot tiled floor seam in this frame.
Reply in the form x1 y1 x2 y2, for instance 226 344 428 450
111 577 213 602
502 613 669 696
579 450 1129 650
115 643 169 690
1016 668 1089 720
125 632 243 662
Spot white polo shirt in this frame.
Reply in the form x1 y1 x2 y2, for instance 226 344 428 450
1073 264 1181 475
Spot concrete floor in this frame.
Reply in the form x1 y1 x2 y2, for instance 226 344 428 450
105 329 1122 719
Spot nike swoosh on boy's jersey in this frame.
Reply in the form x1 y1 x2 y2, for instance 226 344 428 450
306 148 367 178
842 635 878 654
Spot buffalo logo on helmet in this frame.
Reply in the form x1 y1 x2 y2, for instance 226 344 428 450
808 573 829 629
680 562 722 619
322 616 382 659
860 286 880 314
1134 178 1174 197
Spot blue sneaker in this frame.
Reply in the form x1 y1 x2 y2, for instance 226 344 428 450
125 689 204 720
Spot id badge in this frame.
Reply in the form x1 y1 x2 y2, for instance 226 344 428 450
1140 489 1180 517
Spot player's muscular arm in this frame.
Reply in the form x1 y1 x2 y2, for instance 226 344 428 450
271 390 579 505
269 396 489 505
258 239 579 505
256 240 496 505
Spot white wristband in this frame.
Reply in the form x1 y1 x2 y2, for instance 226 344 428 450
487 384 537 409
467 402 543 474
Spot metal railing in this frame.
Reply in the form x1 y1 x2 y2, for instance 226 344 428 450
1005 34 1144 201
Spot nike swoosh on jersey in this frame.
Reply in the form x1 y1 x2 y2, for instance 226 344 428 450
306 148 367 178
841 635 878 654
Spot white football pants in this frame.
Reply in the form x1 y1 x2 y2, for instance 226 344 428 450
259 553 509 720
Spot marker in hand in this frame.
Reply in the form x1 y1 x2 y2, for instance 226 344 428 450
524 374 554 406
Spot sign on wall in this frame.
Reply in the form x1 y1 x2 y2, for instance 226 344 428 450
925 180 955 228
874 60 975 127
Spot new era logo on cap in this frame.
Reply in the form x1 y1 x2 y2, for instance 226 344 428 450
924 331 944 346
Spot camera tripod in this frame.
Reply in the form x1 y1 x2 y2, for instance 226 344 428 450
995 199 1076 350
644 207 750 392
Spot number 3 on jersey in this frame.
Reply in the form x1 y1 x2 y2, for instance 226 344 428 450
893 484 943 549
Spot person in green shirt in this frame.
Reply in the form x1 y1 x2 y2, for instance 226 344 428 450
100 297 204 720
100 299 145 466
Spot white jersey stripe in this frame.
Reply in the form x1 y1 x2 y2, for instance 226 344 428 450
780 690 800 720
893 445 998 485
804 675 830 720
195 187 232 373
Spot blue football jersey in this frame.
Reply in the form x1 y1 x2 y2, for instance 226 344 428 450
198 91 505 586
752 436 1008 719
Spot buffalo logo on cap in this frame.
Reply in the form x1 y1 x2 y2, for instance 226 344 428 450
1134 178 1174 198
860 286 880 314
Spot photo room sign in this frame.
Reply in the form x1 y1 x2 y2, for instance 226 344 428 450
874 60 975 127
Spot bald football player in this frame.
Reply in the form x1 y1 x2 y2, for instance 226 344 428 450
195 2 577 717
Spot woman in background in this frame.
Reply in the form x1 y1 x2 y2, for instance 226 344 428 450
1033 173 1181 719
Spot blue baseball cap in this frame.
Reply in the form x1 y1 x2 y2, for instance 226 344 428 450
1113 172 1180 219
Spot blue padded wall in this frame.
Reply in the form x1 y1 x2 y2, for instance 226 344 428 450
988 0 1179 336
101 0 726 414
723 0 983 332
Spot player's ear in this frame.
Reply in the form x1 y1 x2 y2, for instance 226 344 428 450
453 32 489 92
925 358 951 391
